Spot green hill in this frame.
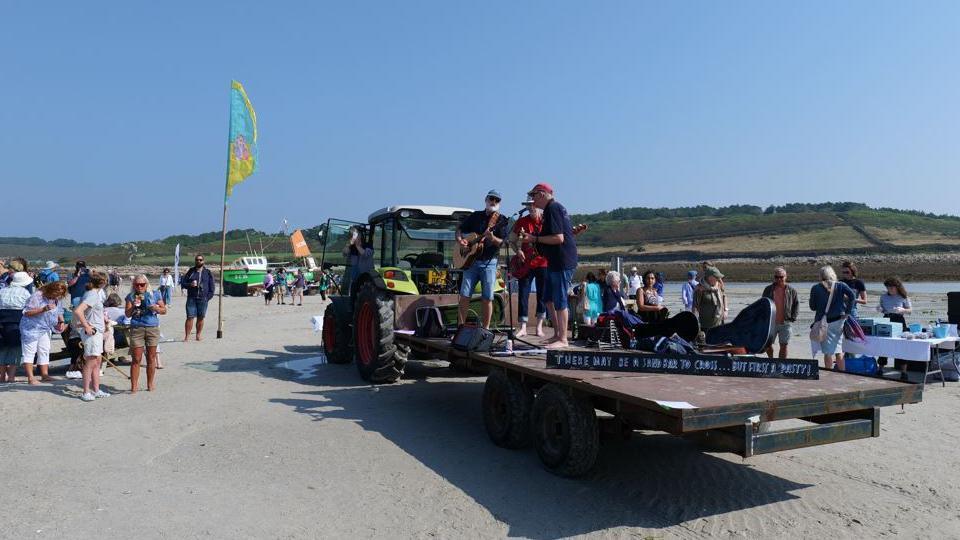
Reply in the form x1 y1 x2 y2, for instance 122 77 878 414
3 203 959 266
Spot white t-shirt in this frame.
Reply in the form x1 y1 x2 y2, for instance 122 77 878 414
628 274 642 296
81 289 105 331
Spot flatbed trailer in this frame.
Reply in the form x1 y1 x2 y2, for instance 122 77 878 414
396 333 922 477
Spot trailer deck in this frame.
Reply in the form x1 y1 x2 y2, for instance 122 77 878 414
396 333 922 476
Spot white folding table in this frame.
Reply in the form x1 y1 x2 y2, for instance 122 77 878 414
842 335 959 389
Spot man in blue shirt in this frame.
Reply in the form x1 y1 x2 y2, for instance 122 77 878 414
520 182 577 349
457 190 509 328
181 255 216 341
38 261 60 285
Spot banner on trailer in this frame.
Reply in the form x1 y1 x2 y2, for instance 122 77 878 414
290 229 310 258
546 350 819 380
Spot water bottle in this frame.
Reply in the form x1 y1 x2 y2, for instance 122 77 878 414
505 339 513 353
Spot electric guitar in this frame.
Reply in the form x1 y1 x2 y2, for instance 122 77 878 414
457 211 501 270
510 223 588 278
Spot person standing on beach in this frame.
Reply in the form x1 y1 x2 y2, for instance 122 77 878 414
0 272 32 383
809 265 856 371
291 270 306 306
158 268 174 305
73 272 109 401
67 261 90 306
627 268 641 300
38 262 60 285
181 255 215 341
317 270 330 301
693 266 726 331
520 182 577 349
263 269 275 305
275 268 287 305
681 270 698 311
20 280 68 385
126 274 166 392
762 267 799 359
840 261 867 319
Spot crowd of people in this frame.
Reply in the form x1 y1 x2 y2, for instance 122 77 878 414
0 254 222 399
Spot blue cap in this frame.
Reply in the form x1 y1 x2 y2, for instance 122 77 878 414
687 270 698 278
486 189 502 200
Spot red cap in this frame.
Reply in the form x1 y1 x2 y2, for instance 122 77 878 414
527 182 554 196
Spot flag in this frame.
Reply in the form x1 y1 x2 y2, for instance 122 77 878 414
290 230 311 258
173 243 181 282
225 80 258 199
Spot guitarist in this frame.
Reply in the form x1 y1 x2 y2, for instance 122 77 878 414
520 182 577 349
509 200 547 337
456 190 509 328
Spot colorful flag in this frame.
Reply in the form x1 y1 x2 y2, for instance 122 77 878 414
173 243 181 283
225 80 258 199
290 229 311 258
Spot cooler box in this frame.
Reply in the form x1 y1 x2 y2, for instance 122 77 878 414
874 321 903 338
857 317 890 336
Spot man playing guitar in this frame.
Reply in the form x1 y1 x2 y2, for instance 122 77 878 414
456 190 509 328
510 200 547 337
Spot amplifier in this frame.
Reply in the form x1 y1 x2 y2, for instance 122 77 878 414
451 324 494 352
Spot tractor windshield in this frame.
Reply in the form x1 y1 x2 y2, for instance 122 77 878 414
395 216 462 267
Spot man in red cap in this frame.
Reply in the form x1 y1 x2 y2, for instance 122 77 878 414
519 182 577 348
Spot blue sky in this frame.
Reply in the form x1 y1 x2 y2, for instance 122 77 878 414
2 1 957 242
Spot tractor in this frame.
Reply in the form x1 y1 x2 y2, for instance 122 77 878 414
320 205 506 383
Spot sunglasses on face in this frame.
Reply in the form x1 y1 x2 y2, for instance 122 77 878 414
135 282 147 287
196 259 204 263
486 197 500 203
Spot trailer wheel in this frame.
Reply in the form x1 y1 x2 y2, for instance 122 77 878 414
531 384 599 477
482 370 533 449
322 302 352 364
353 282 406 383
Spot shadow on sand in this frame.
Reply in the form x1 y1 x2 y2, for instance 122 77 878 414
205 347 813 538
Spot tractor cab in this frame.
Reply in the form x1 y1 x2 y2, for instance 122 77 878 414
320 205 472 296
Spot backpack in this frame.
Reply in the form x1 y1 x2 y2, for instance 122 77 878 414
0 308 23 347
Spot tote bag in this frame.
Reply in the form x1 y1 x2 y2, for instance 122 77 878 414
809 282 836 343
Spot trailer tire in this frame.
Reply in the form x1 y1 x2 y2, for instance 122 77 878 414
482 370 533 449
531 384 599 477
322 303 353 364
353 282 405 383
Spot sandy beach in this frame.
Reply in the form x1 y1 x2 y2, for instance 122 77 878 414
1 289 959 539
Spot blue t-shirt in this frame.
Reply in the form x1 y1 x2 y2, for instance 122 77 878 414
809 281 856 322
69 270 90 299
459 210 509 262
125 291 161 327
539 200 578 271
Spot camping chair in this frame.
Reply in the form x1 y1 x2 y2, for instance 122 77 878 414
101 322 131 379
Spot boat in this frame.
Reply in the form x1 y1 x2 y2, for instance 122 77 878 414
223 255 269 296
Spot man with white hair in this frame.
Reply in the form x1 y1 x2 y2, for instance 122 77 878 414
762 266 799 359
520 182 577 348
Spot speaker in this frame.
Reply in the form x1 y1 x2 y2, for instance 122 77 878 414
451 324 494 352
948 292 960 324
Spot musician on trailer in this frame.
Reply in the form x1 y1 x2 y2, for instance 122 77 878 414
456 190 509 328
509 199 547 337
520 182 577 349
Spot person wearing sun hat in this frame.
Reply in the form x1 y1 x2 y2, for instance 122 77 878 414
0 272 33 382
38 261 60 285
693 265 727 330
456 189 510 328
519 182 577 348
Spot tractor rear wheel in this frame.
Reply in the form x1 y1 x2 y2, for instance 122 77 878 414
322 303 352 364
353 282 407 383
531 383 599 477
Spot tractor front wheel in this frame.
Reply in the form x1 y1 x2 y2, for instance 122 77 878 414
322 302 353 364
353 282 407 383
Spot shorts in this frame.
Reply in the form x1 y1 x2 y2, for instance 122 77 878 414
544 268 575 310
186 296 209 319
292 287 304 296
774 323 792 345
818 318 845 355
21 333 51 365
81 330 104 357
129 326 161 348
0 345 21 366
460 259 498 301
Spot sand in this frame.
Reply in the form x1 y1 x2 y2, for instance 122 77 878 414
1 288 959 539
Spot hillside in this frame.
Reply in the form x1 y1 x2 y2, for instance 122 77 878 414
2 203 959 267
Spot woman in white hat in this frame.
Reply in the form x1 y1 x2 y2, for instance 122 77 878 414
0 272 33 382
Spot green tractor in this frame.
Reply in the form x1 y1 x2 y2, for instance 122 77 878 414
320 206 507 383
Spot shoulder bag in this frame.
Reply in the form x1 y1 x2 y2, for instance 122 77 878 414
809 282 837 342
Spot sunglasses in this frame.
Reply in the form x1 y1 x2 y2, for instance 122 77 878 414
135 282 148 287
486 197 500 203
196 259 204 263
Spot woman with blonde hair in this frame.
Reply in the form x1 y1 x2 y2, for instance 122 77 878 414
20 281 69 384
74 272 108 401
809 265 856 371
125 274 166 392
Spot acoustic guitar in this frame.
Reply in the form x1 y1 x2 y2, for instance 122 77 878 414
509 223 588 278
457 211 501 270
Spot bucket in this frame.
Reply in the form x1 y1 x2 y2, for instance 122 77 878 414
933 324 949 339
908 323 923 333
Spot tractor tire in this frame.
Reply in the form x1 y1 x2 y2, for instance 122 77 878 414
353 282 406 383
482 370 533 449
531 383 600 477
322 303 352 364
